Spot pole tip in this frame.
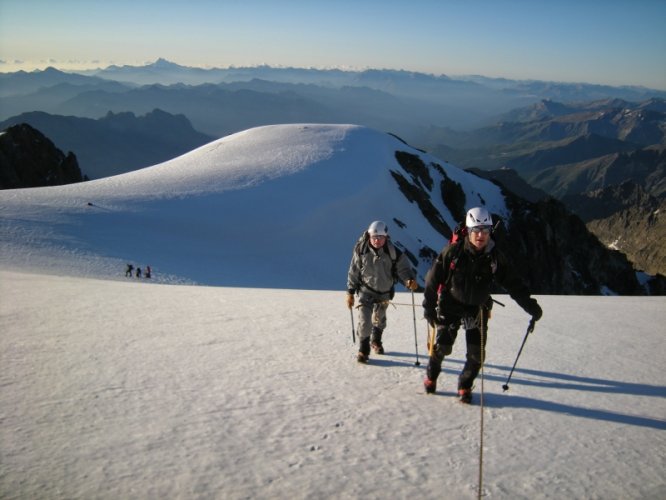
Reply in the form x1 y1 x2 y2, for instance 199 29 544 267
502 384 509 392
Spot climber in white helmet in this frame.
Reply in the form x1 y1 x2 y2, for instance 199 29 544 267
346 221 418 363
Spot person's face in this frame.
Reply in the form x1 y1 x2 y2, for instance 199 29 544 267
369 234 387 249
468 226 491 251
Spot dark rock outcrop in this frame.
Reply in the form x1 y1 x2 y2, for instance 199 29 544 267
0 109 215 179
0 123 85 189
563 181 666 276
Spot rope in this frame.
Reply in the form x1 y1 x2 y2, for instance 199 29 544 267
477 307 487 499
387 301 414 307
428 323 435 357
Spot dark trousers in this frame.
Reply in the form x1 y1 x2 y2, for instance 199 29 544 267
426 308 489 390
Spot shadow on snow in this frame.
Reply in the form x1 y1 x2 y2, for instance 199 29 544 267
375 352 666 430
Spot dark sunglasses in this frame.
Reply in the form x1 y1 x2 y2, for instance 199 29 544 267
469 226 492 234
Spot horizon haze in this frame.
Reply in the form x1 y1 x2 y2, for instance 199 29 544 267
1 0 665 90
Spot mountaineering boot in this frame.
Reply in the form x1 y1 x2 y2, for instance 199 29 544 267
424 351 444 394
370 326 384 354
357 337 370 363
458 388 472 404
370 340 384 354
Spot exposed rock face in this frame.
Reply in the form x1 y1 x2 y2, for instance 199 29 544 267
391 151 452 239
497 195 645 295
0 123 85 189
563 181 666 276
392 150 657 295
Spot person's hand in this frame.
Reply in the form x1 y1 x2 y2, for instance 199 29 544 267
424 309 437 326
406 279 418 291
346 293 355 310
525 298 542 322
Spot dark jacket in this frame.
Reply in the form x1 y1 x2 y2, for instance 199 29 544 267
423 238 537 321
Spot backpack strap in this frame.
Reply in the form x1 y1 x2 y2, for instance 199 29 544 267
443 240 465 292
442 240 498 293
386 240 398 279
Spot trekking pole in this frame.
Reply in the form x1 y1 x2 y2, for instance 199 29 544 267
492 298 506 307
350 308 356 344
411 290 420 366
502 319 536 391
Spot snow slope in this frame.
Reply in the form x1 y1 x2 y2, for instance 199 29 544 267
1 270 665 499
0 124 507 288
1 124 664 498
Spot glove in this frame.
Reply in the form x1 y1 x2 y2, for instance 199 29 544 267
406 279 418 291
346 293 355 310
424 309 437 326
524 298 542 322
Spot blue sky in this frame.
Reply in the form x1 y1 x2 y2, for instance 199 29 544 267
1 0 665 89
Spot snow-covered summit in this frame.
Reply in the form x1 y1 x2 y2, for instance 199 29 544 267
0 124 507 288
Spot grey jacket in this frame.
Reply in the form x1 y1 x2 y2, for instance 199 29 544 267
347 240 415 299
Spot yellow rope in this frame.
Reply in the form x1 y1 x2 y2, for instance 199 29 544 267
428 324 435 357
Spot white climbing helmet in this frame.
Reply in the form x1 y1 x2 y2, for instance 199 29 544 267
367 220 388 236
466 207 492 228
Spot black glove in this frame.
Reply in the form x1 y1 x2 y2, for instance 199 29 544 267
424 309 437 326
523 298 542 321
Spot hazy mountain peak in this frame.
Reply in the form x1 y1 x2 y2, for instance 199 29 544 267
150 58 185 69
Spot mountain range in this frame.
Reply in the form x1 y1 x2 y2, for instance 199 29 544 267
419 98 666 275
0 110 214 179
1 61 665 279
2 60 664 137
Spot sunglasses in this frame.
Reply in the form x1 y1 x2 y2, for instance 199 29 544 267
370 235 387 240
469 226 492 234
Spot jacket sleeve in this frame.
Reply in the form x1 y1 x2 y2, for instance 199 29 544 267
422 247 450 320
395 252 416 285
347 249 362 294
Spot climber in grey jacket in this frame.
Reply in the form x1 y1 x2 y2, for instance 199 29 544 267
346 220 418 363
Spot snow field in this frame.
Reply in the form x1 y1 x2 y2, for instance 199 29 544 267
1 270 665 499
